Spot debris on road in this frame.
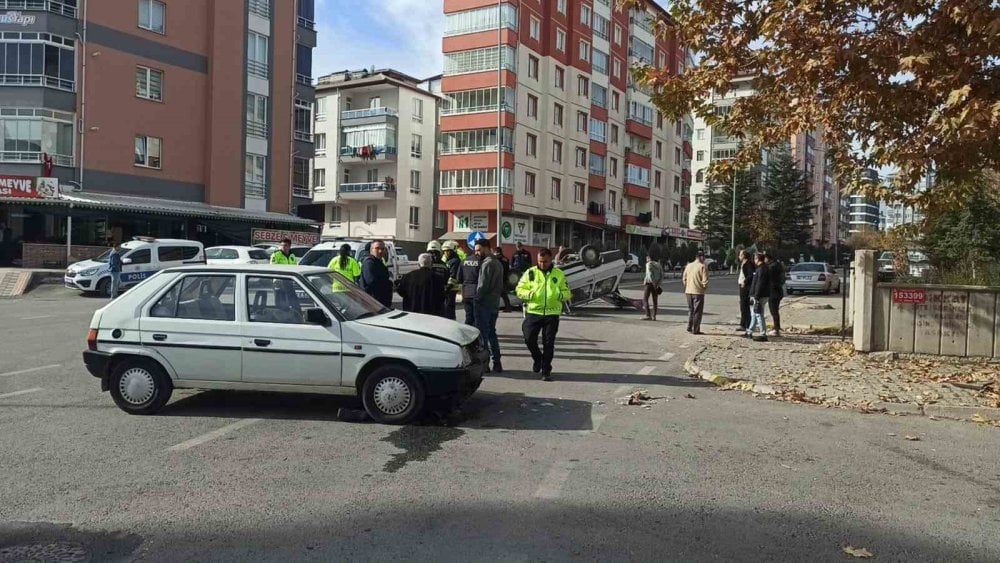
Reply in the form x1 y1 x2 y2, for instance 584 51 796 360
842 545 874 558
684 393 696 399
904 435 921 441
619 390 659 406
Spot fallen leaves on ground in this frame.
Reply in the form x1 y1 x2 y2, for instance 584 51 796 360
842 545 874 558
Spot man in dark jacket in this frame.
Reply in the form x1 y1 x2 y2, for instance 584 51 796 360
764 252 785 336
746 252 770 341
511 242 532 275
360 240 393 308
397 253 445 316
456 246 480 326
492 246 513 312
737 250 754 331
475 240 505 372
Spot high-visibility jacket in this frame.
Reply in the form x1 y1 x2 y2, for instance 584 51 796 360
270 251 298 265
456 249 467 261
516 266 571 316
327 255 361 281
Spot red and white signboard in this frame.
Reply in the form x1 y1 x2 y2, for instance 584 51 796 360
892 288 927 304
251 228 319 246
0 175 40 199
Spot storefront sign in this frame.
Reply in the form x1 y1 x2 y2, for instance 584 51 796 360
36 177 59 198
501 217 531 244
470 213 489 231
605 213 621 227
664 227 706 241
251 228 319 246
0 175 42 199
625 224 661 237
0 11 36 26
892 287 927 305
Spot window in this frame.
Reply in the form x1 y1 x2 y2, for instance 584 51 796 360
443 86 516 115
696 150 704 162
530 17 540 40
659 51 666 68
365 204 378 223
655 170 661 189
592 83 608 108
138 0 165 33
440 127 514 154
614 23 623 45
576 111 588 132
293 157 309 192
696 128 705 140
245 153 266 195
579 40 590 63
435 211 446 229
444 45 517 75
247 32 269 76
134 135 162 168
589 119 607 143
656 141 663 159
330 206 342 224
592 49 609 74
439 168 512 192
554 67 565 89
611 124 619 144
612 91 620 111
609 190 617 211
556 30 566 52
581 4 591 24
409 206 420 228
444 3 518 36
313 168 326 187
676 121 682 135
525 172 536 196
527 94 538 118
557 0 566 14
126 249 152 265
246 94 268 137
152 276 237 321
135 66 163 101
629 37 654 63
526 133 537 156
367 168 378 183
314 97 327 117
412 98 423 122
628 101 654 125
657 111 663 129
411 134 422 158
695 169 704 183
675 147 682 166
551 178 561 200
626 164 650 187
246 277 318 325
589 153 605 176
654 200 660 218
314 133 326 153
0 34 77 92
575 147 587 167
577 76 589 96
613 58 622 79
673 204 680 222
674 175 680 193
553 103 564 126
528 55 539 79
369 97 381 109
158 246 201 262
410 170 420 193
552 141 562 164
610 157 618 178
574 182 585 203
593 13 611 40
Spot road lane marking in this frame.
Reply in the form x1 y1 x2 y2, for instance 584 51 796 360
0 364 61 378
20 315 55 320
167 418 262 452
659 352 676 362
637 365 656 375
534 459 577 499
0 388 43 399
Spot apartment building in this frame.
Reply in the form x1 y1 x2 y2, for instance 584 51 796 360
690 76 841 247
437 0 694 254
311 69 439 256
0 0 317 267
846 168 881 234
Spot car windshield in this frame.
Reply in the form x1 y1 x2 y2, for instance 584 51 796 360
304 272 390 321
91 249 112 263
791 264 825 272
292 247 310 258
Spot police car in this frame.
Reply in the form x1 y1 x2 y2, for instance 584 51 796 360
82 264 485 424
65 238 205 297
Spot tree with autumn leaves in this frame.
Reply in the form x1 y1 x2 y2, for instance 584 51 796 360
622 0 999 210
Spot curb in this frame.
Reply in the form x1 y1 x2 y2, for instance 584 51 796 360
682 355 1000 425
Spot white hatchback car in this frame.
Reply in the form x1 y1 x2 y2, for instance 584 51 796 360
205 246 270 265
83 265 485 424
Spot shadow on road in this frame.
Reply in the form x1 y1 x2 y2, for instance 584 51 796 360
160 390 355 421
485 369 710 388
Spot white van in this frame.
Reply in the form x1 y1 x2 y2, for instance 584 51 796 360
65 238 205 297
299 239 416 281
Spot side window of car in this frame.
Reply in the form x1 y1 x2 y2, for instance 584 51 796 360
151 275 236 321
158 246 183 262
220 249 238 260
247 276 319 325
127 249 151 265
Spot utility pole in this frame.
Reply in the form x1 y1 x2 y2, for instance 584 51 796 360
495 0 503 248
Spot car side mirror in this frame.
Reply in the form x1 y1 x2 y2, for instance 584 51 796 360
122 258 133 264
305 307 331 326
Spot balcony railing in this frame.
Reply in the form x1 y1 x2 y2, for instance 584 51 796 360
441 103 513 116
247 60 269 78
341 107 398 120
248 0 270 18
245 182 267 199
1 151 73 166
0 73 74 91
297 16 315 29
626 145 652 158
246 121 268 138
439 186 512 195
296 73 312 86
0 0 76 17
340 182 396 193
292 185 311 198
339 145 397 159
294 130 313 142
439 144 512 156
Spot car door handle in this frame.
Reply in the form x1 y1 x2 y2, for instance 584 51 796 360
152 334 167 341
254 339 271 347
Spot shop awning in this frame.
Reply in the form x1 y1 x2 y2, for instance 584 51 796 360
1 192 316 227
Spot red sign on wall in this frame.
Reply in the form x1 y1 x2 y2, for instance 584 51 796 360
892 288 927 304
0 176 39 199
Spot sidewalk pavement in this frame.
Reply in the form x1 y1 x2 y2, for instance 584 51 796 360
683 329 1000 426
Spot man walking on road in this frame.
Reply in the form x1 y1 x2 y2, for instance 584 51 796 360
516 248 572 381
360 240 393 308
764 252 785 337
747 252 771 341
683 250 709 334
270 238 298 265
492 246 513 312
737 250 754 332
108 241 123 299
475 240 505 373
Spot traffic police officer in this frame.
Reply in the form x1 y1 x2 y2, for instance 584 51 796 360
516 247 572 381
328 243 361 281
270 238 298 265
456 243 481 326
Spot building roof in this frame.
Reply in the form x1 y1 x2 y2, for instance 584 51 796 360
314 68 440 98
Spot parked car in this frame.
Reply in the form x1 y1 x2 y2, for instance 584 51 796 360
704 257 720 271
65 237 204 297
82 264 486 424
254 244 313 259
299 239 417 282
625 253 641 273
785 262 841 294
205 246 270 265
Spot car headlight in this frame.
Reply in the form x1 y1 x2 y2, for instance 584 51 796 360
79 267 101 276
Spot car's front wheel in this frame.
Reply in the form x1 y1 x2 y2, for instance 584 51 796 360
362 365 425 424
109 358 173 415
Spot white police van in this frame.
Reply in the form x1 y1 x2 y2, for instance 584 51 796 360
65 237 205 297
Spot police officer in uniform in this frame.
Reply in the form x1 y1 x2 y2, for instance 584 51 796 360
516 248 572 381
456 242 481 326
425 241 456 318
441 240 463 320
270 238 298 265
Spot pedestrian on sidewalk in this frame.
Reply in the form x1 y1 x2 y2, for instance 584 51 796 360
516 248 572 381
683 250 710 334
642 255 663 320
457 244 481 326
107 241 123 299
746 252 770 341
737 250 754 331
359 240 393 308
475 240 505 373
492 245 513 312
764 252 785 336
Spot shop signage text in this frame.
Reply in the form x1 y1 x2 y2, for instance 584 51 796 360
892 288 927 305
0 175 45 199
501 217 531 244
0 11 36 26
454 212 489 232
251 228 319 246
625 224 662 237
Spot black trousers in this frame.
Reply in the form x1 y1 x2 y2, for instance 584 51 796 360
769 295 782 331
463 300 476 326
444 293 457 320
522 314 560 373
686 294 705 333
500 290 512 310
739 289 751 330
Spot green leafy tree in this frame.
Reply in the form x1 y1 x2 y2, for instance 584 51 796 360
922 171 1000 284
763 147 814 248
695 169 759 249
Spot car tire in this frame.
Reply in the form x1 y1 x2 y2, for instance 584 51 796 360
834 282 841 294
96 277 111 298
580 245 601 269
362 364 425 425
628 265 639 273
109 358 173 415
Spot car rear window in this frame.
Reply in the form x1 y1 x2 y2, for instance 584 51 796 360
791 264 825 272
248 249 269 260
206 248 239 260
299 250 334 266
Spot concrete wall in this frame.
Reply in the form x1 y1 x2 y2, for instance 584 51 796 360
23 243 106 269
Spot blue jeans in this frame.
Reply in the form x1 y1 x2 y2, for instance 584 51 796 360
746 297 768 335
110 273 121 299
475 306 501 364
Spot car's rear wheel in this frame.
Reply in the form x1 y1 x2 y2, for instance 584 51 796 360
109 358 173 415
362 365 425 424
580 245 601 269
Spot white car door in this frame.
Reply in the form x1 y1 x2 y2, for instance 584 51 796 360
241 275 343 386
121 247 155 287
140 274 243 381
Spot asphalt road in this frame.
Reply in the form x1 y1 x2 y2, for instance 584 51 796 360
1 284 998 561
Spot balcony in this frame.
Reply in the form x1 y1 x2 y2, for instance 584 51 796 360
0 73 75 92
0 0 77 17
245 182 267 199
587 202 606 225
292 185 311 199
248 0 270 18
246 121 268 138
294 130 313 142
341 107 399 122
247 60 269 78
339 182 397 200
683 141 693 160
1 151 73 167
624 183 651 200
439 186 513 195
681 169 691 186
297 15 315 29
339 145 398 163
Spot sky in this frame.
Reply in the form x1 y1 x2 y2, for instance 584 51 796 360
314 0 447 81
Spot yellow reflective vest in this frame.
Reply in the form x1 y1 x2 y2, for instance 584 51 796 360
270 251 298 265
516 266 571 316
328 255 361 282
